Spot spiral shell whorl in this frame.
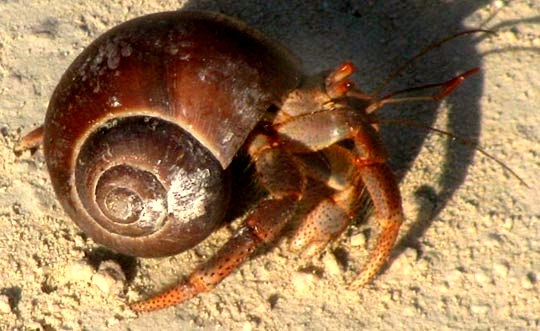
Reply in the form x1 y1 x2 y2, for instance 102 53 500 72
72 116 229 257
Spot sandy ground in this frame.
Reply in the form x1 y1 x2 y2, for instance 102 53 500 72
0 1 539 330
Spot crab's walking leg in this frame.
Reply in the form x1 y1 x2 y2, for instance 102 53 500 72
130 197 297 312
130 134 306 312
291 144 403 288
14 125 44 153
275 107 404 289
348 159 403 289
347 117 404 289
290 145 365 257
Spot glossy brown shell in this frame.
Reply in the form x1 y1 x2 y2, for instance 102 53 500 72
43 11 301 257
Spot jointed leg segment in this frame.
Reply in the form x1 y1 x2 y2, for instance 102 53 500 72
131 134 305 312
130 196 298 312
285 119 404 288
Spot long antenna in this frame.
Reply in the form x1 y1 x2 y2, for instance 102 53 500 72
375 117 528 187
361 68 480 114
371 29 495 98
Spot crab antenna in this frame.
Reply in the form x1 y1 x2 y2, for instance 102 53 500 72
364 67 480 114
371 29 494 98
375 117 528 187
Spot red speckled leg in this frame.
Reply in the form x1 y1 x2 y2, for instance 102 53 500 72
291 145 363 257
130 196 297 312
290 193 354 258
348 161 403 289
130 135 306 312
275 96 404 288
290 140 403 289
347 116 404 289
14 125 44 154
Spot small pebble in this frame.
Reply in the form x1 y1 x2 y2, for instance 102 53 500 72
445 269 463 285
391 247 418 276
322 253 342 278
350 233 366 247
521 274 535 290
0 295 11 314
73 235 86 248
65 260 94 283
493 263 509 278
91 260 126 295
474 272 492 286
0 126 9 137
241 321 253 331
291 272 315 294
105 316 120 327
92 273 116 294
470 304 489 315
402 305 416 317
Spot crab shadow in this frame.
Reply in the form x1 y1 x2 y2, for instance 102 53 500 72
182 1 494 263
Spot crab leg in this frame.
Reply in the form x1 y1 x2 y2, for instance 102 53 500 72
291 145 364 257
14 125 44 153
130 134 306 312
275 107 404 288
348 157 403 288
130 196 297 312
291 195 353 258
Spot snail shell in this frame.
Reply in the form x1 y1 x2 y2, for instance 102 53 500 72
44 11 301 257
